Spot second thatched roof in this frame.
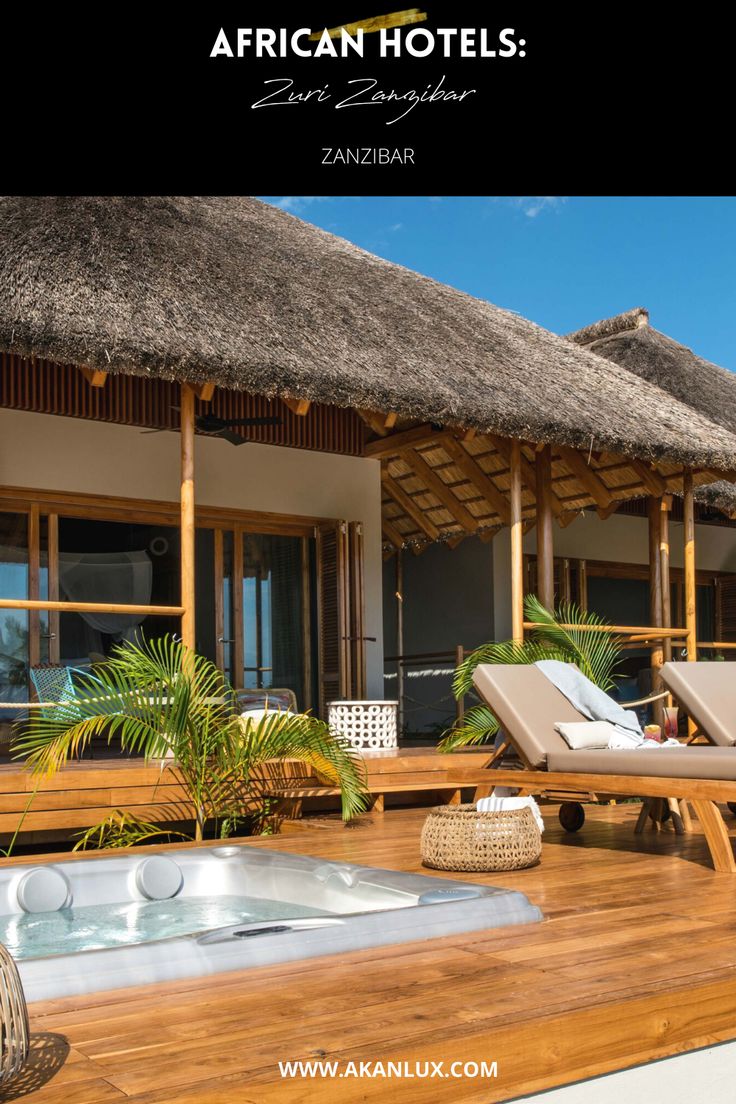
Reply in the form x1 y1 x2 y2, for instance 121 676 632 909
569 308 736 515
2 196 736 473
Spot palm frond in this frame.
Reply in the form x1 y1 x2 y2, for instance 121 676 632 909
524 594 621 690
453 638 568 697
73 811 191 851
232 712 368 821
439 705 500 752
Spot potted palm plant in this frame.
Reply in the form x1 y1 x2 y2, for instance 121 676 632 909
13 635 368 848
440 594 623 751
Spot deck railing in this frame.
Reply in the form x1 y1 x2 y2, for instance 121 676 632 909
386 627 736 736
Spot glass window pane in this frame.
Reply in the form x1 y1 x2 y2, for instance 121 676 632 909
241 534 306 707
58 517 180 666
0 513 29 730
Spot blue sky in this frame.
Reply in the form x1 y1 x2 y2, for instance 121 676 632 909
259 196 736 371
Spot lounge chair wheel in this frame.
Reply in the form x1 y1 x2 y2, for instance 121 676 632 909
559 802 585 832
727 802 736 817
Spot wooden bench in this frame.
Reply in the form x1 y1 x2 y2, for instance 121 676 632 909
270 780 465 817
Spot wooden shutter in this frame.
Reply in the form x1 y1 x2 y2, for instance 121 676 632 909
715 576 736 641
348 521 366 699
316 521 350 717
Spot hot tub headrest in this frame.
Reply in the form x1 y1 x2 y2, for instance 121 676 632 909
16 867 71 913
135 856 184 900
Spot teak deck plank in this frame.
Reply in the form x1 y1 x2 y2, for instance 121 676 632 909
8 803 736 1102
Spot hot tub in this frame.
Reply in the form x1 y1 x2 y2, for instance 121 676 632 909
0 844 542 1001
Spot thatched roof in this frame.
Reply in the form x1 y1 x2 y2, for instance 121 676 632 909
568 308 736 518
3 196 736 473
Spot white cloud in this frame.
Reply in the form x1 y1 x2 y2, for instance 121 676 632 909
512 196 568 218
389 222 403 232
268 196 332 212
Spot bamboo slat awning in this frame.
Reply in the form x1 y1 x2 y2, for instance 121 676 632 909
373 421 735 555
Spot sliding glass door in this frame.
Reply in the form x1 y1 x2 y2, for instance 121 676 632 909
218 531 313 710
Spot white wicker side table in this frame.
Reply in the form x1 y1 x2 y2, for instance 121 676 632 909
328 700 398 750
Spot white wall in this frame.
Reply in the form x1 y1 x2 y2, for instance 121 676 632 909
0 409 385 695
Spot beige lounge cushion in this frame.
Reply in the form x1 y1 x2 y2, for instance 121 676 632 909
547 746 736 781
472 664 579 768
554 721 616 750
661 662 736 747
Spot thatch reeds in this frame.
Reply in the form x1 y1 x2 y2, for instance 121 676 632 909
2 197 736 472
569 308 736 514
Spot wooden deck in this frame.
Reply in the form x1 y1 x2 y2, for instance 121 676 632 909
7 801 736 1102
0 748 494 842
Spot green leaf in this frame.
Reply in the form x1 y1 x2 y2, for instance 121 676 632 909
12 634 369 840
442 594 623 751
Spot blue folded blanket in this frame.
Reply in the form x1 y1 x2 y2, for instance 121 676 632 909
535 659 643 736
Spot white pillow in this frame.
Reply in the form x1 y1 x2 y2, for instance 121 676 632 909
554 720 617 750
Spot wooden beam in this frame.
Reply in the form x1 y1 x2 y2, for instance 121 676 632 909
557 447 614 509
701 468 736 484
558 510 581 528
535 445 554 611
0 598 184 616
596 501 620 521
382 518 405 550
440 435 511 525
446 535 466 549
683 471 697 667
192 382 215 402
180 383 196 650
510 440 524 643
364 423 443 458
357 409 398 436
78 366 108 388
401 448 480 532
629 458 667 497
489 434 561 517
381 472 441 542
477 527 499 543
282 397 311 417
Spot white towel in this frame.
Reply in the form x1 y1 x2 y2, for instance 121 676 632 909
476 792 545 833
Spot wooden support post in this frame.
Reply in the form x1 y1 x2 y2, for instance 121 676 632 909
396 549 404 738
214 529 224 673
578 559 588 611
683 471 697 738
659 497 672 667
510 440 524 643
180 383 196 651
683 472 697 663
535 445 554 612
48 513 60 664
455 643 465 723
648 497 664 726
28 505 40 669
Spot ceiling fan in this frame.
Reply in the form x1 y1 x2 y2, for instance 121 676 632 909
142 409 282 446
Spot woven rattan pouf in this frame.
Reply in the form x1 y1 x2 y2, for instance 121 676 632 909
0 942 29 1086
420 804 542 873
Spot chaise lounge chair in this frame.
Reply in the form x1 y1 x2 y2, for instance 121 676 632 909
660 661 736 747
449 664 736 873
